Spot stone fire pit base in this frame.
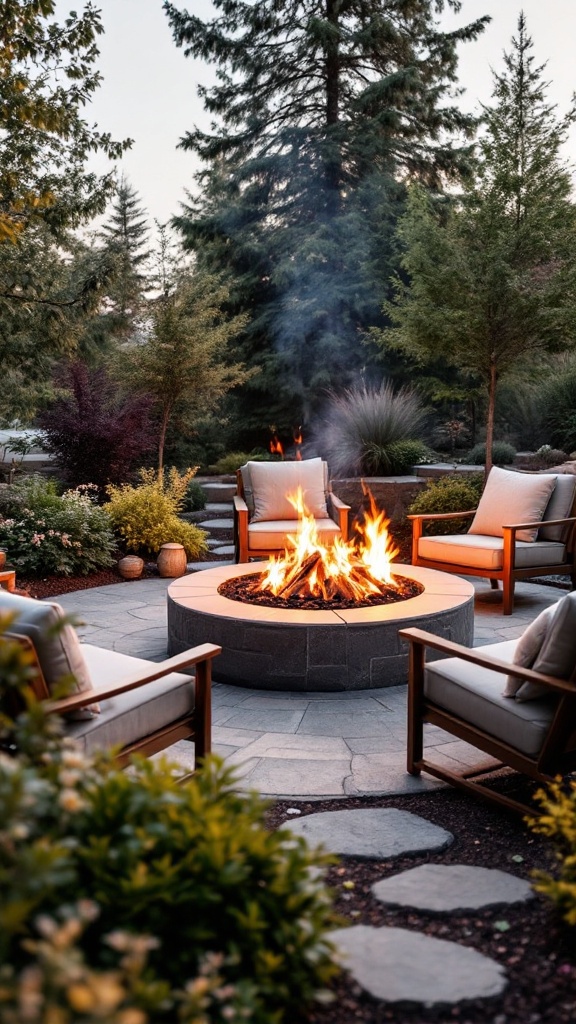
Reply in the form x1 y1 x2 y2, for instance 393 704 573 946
167 564 474 692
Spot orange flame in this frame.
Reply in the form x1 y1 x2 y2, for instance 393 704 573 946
269 434 284 457
258 487 400 601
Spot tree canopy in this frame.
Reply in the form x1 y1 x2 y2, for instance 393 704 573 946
0 1 130 243
164 0 488 445
379 14 576 474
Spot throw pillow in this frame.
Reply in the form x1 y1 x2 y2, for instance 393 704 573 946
503 604 555 697
249 458 329 523
469 466 557 542
517 591 576 701
0 591 99 719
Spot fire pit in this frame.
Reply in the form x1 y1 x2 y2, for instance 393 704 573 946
167 563 474 691
168 490 474 690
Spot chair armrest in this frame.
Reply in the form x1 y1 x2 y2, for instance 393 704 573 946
503 516 576 531
327 493 351 539
46 643 222 714
233 494 249 514
399 627 576 696
407 509 477 523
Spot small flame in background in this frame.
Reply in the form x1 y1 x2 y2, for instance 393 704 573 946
258 487 400 601
269 431 284 457
293 425 303 461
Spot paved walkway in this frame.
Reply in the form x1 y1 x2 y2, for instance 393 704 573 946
57 570 562 800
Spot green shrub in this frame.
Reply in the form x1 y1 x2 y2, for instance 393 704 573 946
522 445 568 469
536 361 576 453
466 441 517 466
183 478 207 512
209 451 271 474
408 474 484 534
0 476 116 576
318 382 427 476
362 439 434 476
529 778 576 929
0 627 339 1023
106 468 208 558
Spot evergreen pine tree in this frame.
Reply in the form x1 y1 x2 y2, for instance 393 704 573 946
380 14 576 475
98 175 152 338
164 0 488 445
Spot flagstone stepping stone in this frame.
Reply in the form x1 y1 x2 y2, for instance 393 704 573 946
188 559 234 572
331 925 507 1005
287 808 453 859
211 544 236 556
198 518 234 530
372 864 534 913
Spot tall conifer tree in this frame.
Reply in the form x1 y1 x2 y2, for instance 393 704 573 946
381 14 576 475
164 0 488 444
98 176 152 338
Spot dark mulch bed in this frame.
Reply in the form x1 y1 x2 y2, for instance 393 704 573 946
268 787 576 1024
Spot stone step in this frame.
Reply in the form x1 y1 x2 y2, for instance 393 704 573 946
287 807 453 859
372 863 533 912
331 925 507 1006
199 481 237 501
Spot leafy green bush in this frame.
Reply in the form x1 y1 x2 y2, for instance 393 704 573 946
362 439 434 475
521 445 568 469
209 451 271 474
0 628 339 1023
536 361 576 453
318 382 427 476
183 478 207 512
106 468 208 558
408 474 484 534
529 778 576 929
466 441 517 465
0 476 116 576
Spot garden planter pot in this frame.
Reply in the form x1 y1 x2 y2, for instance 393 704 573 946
117 555 144 580
157 543 187 578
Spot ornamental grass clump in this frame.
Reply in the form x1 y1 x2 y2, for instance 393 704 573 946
318 382 429 477
0 476 115 576
0 625 339 1024
106 467 208 559
529 778 576 929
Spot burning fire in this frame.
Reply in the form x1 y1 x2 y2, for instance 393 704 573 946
258 487 400 602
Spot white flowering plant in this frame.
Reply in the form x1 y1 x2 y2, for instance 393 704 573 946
0 476 116 576
0 624 339 1024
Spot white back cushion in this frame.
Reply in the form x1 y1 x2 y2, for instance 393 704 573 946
248 458 329 522
0 591 96 718
539 474 576 542
469 467 557 542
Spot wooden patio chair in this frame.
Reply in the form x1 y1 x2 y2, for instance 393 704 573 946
1 591 220 772
234 457 350 562
400 592 576 815
410 467 576 614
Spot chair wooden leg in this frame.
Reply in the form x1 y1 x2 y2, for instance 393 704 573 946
407 640 425 774
193 659 212 769
503 578 515 615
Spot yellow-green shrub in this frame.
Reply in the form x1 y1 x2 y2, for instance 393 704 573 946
529 778 576 928
106 467 208 558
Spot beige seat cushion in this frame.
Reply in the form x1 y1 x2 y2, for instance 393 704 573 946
66 645 195 754
247 458 329 522
248 518 341 550
469 467 557 542
417 534 566 571
424 639 556 757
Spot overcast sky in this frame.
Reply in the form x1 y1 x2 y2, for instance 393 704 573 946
55 0 576 228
